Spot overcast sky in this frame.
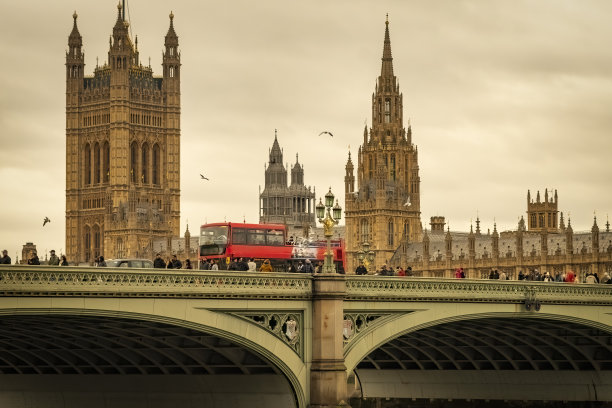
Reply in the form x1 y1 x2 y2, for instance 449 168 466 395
1 0 611 261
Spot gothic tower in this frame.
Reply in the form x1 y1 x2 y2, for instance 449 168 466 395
527 189 558 232
259 132 315 237
65 5 181 263
344 17 422 273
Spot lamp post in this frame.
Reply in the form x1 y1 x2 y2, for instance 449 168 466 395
315 187 342 274
357 241 376 273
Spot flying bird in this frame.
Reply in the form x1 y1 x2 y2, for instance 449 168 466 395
43 217 51 227
403 198 411 207
319 131 333 137
200 174 209 181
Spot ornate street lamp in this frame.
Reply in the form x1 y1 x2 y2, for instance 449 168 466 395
316 187 342 273
357 241 375 273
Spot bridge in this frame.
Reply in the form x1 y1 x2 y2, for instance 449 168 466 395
0 265 611 408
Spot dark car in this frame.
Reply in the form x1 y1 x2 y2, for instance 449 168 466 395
106 259 154 268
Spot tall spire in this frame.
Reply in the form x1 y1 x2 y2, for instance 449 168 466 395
381 15 394 78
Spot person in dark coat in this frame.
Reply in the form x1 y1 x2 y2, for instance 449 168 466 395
0 250 11 264
237 258 249 271
184 259 193 269
60 255 69 266
28 252 40 265
153 253 166 268
170 255 182 269
355 261 368 275
228 258 239 271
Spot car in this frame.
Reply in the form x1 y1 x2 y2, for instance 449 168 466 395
105 259 154 268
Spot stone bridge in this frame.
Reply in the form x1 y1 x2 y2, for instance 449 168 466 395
0 265 611 407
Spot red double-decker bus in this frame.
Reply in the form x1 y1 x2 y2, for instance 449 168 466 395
198 222 345 272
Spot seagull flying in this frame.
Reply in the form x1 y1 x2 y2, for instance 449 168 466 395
200 174 209 181
404 198 411 207
319 131 333 137
43 217 51 227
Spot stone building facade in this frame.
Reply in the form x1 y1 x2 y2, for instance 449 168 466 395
344 18 422 273
65 5 181 263
389 198 612 280
259 132 316 239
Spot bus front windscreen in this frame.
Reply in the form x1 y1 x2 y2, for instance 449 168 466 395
200 226 229 256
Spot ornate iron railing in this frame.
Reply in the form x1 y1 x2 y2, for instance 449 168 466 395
0 265 312 299
345 276 612 304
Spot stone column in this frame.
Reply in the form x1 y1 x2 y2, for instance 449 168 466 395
310 274 349 407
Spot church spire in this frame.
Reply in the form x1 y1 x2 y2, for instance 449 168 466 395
381 14 394 79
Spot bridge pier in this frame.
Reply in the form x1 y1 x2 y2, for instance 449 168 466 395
310 274 350 408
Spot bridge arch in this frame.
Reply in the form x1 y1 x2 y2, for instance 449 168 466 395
345 305 612 402
0 300 308 408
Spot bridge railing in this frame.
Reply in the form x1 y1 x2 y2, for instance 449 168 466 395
0 265 312 299
345 276 612 305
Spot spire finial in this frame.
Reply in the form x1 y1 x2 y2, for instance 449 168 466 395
73 11 78 21
170 11 174 22
386 13 389 24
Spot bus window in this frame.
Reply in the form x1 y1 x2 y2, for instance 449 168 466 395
200 226 229 256
232 228 247 244
247 229 266 245
266 229 284 246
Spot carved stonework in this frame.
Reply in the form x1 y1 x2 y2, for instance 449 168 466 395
342 312 405 348
230 311 303 357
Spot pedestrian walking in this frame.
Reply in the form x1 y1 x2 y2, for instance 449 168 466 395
153 253 166 268
0 250 11 264
48 250 60 266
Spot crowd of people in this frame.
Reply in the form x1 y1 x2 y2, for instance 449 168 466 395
3 247 611 284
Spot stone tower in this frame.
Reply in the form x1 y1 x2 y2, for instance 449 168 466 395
65 5 181 263
259 132 316 237
527 189 558 232
344 17 422 273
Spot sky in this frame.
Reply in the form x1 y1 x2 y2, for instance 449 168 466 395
1 0 611 261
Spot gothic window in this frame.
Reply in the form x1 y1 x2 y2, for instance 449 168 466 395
103 141 110 183
404 222 409 240
538 213 544 228
84 144 91 185
93 225 101 259
84 225 91 262
116 238 125 258
390 154 396 181
378 100 382 123
169 66 175 77
130 142 138 183
388 219 394 247
384 99 390 123
142 143 149 183
152 144 160 185
94 142 101 184
169 47 174 56
360 219 370 243
368 156 373 179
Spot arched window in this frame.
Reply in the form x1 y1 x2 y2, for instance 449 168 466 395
84 225 91 263
152 144 160 185
94 143 101 184
404 222 410 241
93 225 101 260
130 142 138 183
360 219 370 244
390 154 396 181
84 144 91 185
116 238 125 258
103 141 110 183
169 66 174 78
384 99 391 123
141 143 149 183
388 219 394 247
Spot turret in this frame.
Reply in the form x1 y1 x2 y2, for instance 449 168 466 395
163 11 180 81
492 222 499 260
445 226 452 258
592 216 600 251
566 217 574 254
66 11 84 85
344 152 355 195
291 154 304 186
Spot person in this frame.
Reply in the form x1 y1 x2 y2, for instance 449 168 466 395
488 269 496 279
297 261 304 272
97 256 106 267
397 266 406 277
28 252 40 265
184 259 193 269
518 270 526 281
47 250 60 266
301 259 314 274
593 272 600 283
378 264 391 276
171 255 182 269
288 262 297 272
565 270 575 283
60 255 69 266
601 272 611 284
286 236 295 245
153 253 166 268
542 272 552 282
498 270 507 281
248 258 257 272
405 266 413 277
585 273 596 284
237 257 250 271
355 261 367 275
260 259 273 272
166 257 174 269
210 260 219 271
0 250 11 264
228 258 239 271
200 258 211 270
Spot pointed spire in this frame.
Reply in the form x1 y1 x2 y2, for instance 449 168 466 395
559 212 565 231
606 215 610 232
166 10 178 40
381 15 394 78
592 214 599 232
68 11 82 47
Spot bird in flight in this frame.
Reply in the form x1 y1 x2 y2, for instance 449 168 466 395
404 197 411 206
43 217 51 226
200 174 209 181
319 131 333 137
